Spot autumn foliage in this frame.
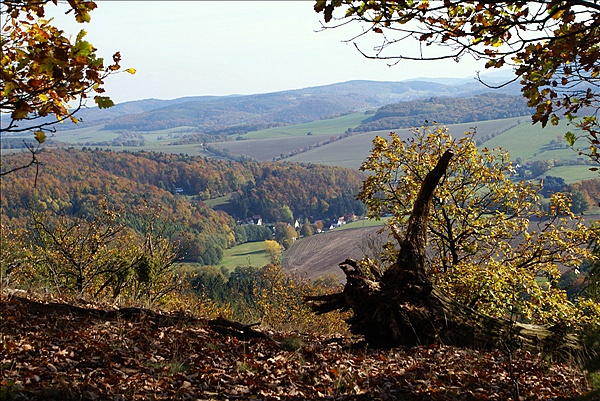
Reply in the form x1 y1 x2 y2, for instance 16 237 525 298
0 149 366 267
358 125 599 328
1 0 134 135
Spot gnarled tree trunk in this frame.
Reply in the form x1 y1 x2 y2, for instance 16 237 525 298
306 150 581 359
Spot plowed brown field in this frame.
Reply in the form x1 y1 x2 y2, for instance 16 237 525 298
282 226 390 282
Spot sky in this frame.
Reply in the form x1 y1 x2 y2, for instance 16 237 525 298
48 1 493 104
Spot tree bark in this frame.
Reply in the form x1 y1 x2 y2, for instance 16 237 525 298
306 150 582 360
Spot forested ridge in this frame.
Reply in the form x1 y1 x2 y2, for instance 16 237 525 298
1 149 366 265
355 93 532 132
100 90 390 132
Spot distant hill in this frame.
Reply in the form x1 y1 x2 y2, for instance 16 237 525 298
32 72 521 136
354 93 532 132
97 80 515 132
404 69 517 86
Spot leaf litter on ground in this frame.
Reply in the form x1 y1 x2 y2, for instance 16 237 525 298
0 293 594 400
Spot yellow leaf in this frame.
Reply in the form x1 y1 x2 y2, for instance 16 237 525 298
491 37 503 47
551 9 564 20
38 93 49 101
124 67 136 75
34 130 46 144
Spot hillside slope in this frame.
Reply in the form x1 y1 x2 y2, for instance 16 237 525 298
0 293 589 400
0 149 366 266
217 117 524 168
283 226 390 282
355 93 532 132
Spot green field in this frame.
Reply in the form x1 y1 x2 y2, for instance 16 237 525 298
284 130 385 169
213 241 271 272
540 165 599 184
203 193 233 209
242 111 371 139
285 117 525 169
482 119 582 161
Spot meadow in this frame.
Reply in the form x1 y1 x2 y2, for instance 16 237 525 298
482 119 578 161
215 241 271 272
284 117 527 169
241 111 371 139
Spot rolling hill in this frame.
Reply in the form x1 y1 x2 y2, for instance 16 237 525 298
212 117 527 168
90 78 522 133
2 72 521 137
353 93 532 133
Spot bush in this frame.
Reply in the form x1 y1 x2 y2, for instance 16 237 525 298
6 201 183 305
190 263 347 334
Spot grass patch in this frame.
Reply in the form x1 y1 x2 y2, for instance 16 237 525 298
482 119 581 161
203 193 233 208
542 165 600 184
280 335 304 351
215 241 271 273
143 126 198 135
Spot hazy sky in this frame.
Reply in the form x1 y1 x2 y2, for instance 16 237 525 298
49 1 492 104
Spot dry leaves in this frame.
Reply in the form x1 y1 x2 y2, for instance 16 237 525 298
0 294 592 400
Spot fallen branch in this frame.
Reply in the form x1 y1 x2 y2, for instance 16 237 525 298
207 317 277 343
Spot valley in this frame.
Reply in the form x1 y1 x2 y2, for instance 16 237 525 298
6 2 600 398
3 78 600 288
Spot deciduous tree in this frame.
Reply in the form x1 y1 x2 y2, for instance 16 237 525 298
1 0 134 176
314 1 600 163
274 222 298 250
308 125 597 356
264 240 283 264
